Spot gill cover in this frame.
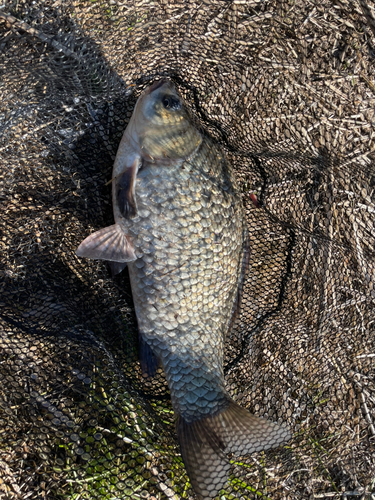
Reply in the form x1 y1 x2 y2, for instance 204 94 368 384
137 80 202 161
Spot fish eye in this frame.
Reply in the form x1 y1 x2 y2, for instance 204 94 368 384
161 95 181 111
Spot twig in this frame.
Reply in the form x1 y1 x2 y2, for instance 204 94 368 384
96 426 133 444
313 493 338 498
359 391 375 437
325 295 368 316
358 0 375 38
0 12 79 59
352 219 375 299
157 482 179 500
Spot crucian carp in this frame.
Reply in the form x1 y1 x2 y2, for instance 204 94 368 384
77 79 291 499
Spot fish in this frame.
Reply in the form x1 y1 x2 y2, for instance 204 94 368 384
76 79 291 499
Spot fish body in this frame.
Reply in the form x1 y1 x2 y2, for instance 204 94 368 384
77 80 291 499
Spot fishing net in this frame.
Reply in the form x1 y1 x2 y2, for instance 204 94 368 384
1 0 375 498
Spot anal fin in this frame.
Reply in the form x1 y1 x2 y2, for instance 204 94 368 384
76 224 136 262
108 261 128 276
139 335 159 377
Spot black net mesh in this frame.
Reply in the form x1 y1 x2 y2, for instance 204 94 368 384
1 0 375 498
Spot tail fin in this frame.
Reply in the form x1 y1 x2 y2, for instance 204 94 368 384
177 400 291 500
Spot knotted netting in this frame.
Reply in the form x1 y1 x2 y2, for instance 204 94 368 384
1 0 375 498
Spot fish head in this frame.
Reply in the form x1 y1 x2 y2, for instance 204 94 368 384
131 79 202 161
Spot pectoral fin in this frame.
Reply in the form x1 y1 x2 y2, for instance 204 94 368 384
116 156 140 218
76 224 136 262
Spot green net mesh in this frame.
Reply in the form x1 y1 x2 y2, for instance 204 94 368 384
1 0 375 498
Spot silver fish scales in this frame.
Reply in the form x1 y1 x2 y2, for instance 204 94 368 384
77 79 291 499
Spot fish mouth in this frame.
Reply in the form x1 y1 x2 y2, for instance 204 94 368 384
148 78 170 93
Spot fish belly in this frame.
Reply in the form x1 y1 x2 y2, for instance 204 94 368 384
126 155 244 422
